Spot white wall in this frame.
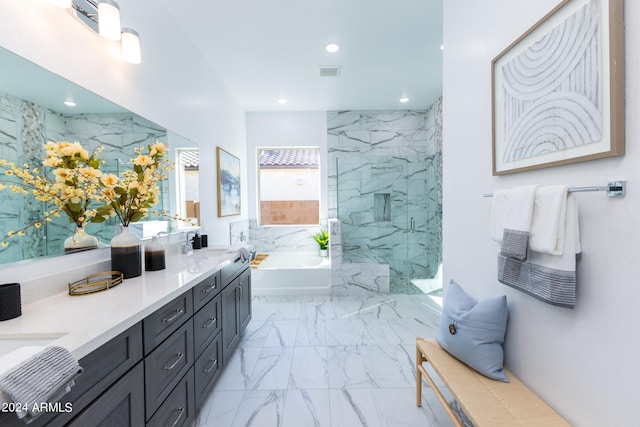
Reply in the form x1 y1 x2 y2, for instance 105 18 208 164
0 0 247 251
246 112 328 219
443 1 639 425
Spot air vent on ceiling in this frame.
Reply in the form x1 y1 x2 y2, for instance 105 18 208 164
318 66 341 77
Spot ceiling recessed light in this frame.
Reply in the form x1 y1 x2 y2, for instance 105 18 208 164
325 43 341 53
399 97 410 103
64 100 76 107
277 98 287 105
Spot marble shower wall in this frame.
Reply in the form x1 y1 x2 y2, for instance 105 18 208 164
328 99 443 292
0 92 167 264
235 219 329 253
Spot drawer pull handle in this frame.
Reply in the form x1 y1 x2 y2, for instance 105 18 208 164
164 352 184 371
167 406 184 427
204 359 218 374
203 318 217 329
162 308 184 324
201 282 218 293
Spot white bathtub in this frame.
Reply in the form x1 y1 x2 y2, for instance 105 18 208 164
251 251 331 296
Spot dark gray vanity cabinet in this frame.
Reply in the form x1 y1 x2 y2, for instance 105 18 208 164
67 362 145 427
220 256 252 366
0 258 250 427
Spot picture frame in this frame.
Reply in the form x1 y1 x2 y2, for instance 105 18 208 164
216 147 241 217
492 0 624 175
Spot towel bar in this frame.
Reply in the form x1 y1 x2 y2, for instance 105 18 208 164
483 180 626 198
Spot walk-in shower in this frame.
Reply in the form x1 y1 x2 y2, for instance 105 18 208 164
328 104 443 294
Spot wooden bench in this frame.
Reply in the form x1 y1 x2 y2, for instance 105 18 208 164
416 337 571 426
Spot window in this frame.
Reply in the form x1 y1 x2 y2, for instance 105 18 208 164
175 148 200 226
258 147 320 226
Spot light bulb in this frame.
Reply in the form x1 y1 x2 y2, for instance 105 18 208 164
98 0 121 41
121 28 141 64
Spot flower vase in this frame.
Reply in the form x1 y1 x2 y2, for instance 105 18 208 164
111 226 141 279
320 249 328 257
64 226 99 253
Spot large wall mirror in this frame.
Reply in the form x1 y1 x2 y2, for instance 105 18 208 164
0 47 199 265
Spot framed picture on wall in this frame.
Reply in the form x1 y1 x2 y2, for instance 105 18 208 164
491 0 624 175
216 147 241 217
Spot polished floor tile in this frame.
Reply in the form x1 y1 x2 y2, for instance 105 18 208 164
195 294 453 427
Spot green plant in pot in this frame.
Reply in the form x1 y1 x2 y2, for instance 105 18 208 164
312 229 329 256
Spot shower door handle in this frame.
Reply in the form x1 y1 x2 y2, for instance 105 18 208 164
410 217 415 233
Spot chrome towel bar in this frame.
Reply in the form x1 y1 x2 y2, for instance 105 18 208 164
483 180 626 198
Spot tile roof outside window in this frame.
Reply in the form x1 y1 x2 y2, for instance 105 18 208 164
259 149 319 168
179 150 199 169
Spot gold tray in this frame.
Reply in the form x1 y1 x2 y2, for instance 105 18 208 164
68 271 124 296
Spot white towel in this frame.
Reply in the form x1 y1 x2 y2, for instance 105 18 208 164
490 185 539 260
529 185 570 255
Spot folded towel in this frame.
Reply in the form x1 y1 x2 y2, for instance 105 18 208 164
498 194 580 308
529 185 570 255
491 185 539 260
0 346 82 422
238 247 250 262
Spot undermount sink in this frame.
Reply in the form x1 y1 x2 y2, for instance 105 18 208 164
0 332 68 358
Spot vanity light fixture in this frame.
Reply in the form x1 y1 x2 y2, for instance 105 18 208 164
98 0 121 41
48 0 142 64
325 43 341 53
400 97 410 103
48 0 73 8
121 28 141 64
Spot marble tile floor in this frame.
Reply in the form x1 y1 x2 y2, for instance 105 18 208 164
194 293 456 427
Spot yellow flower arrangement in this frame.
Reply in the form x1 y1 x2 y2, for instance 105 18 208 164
0 141 104 247
91 142 174 227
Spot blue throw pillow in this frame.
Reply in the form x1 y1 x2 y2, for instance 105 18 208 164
436 279 509 382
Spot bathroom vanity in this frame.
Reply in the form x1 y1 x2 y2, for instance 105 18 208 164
0 248 251 426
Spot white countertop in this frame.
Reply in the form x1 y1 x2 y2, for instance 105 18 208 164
0 247 241 377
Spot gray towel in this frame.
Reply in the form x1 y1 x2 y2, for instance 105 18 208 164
238 247 250 262
0 346 82 422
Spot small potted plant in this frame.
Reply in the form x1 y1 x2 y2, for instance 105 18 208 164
312 229 329 257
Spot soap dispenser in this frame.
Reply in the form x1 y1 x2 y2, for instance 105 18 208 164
191 232 202 250
145 235 166 271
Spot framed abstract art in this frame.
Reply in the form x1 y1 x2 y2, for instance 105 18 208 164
492 0 624 175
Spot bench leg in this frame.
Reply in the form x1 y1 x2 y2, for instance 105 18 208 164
416 339 423 407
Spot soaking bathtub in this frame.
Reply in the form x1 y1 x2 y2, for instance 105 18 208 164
251 251 331 296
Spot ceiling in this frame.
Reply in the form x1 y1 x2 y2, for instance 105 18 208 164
163 0 443 112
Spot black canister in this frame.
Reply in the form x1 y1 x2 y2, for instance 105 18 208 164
0 283 21 321
145 236 166 271
200 234 208 248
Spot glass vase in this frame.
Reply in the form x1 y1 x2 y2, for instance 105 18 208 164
64 226 99 253
111 226 141 279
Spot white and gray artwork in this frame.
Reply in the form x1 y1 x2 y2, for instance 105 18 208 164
501 0 602 162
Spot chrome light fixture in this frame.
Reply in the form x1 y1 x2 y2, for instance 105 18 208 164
121 28 141 64
48 0 141 64
97 0 121 41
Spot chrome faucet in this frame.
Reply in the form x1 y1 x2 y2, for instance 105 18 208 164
182 231 197 254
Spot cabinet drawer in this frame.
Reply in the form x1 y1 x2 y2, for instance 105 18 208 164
68 361 145 427
192 270 221 312
194 333 222 410
193 293 221 358
221 254 248 286
146 366 195 427
144 318 194 420
143 291 193 355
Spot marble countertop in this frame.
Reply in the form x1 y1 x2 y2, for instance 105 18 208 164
0 247 242 378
